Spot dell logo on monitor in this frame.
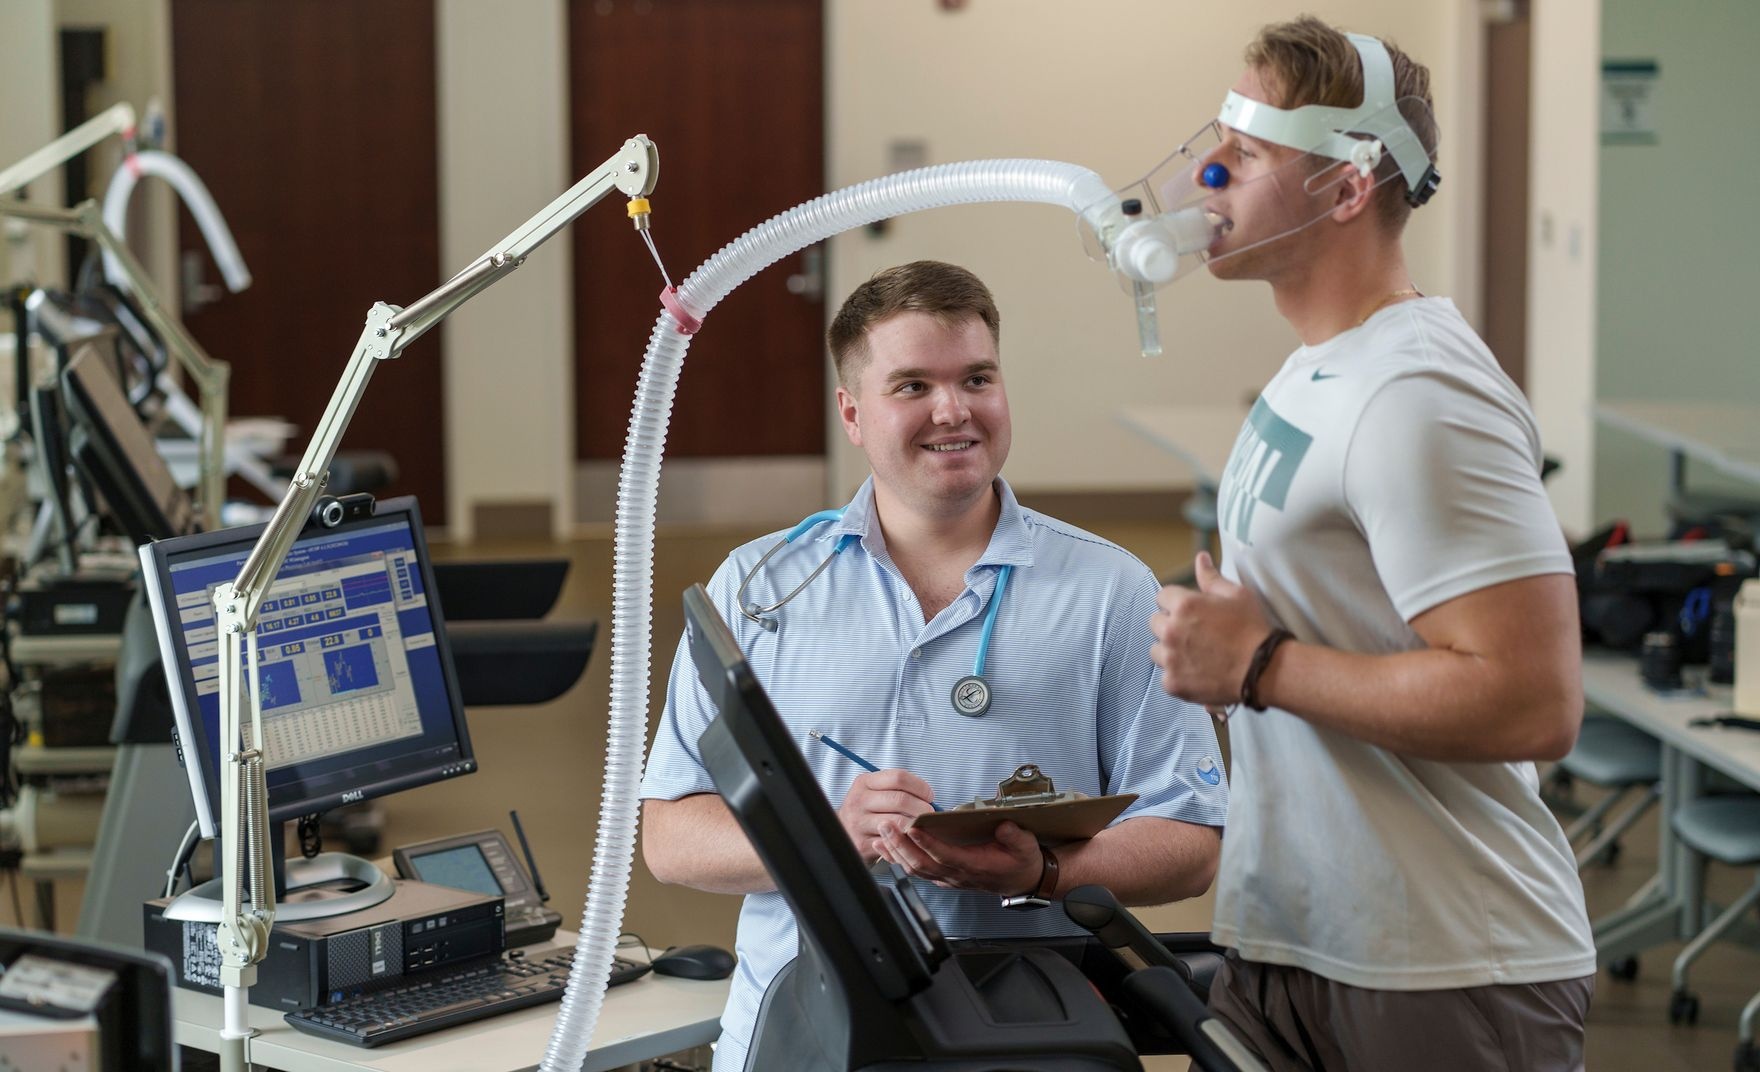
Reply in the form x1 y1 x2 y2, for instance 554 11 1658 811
342 789 364 803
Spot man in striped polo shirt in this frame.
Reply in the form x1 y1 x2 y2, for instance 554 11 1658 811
642 260 1227 1072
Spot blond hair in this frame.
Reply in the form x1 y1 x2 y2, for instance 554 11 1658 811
1245 16 1438 230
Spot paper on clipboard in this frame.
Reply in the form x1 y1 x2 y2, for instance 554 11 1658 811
908 763 1136 846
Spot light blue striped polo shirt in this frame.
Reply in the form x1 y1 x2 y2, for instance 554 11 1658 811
641 477 1227 1071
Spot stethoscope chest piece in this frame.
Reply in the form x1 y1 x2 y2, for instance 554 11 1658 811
951 675 993 717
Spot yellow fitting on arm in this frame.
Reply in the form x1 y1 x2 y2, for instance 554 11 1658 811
627 197 651 230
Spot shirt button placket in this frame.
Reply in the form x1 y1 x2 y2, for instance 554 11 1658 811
896 633 930 728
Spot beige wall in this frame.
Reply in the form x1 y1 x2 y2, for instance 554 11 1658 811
1517 0 1759 540
12 0 578 541
1592 0 1760 536
55 0 178 301
436 0 576 541
14 2 1508 527
1524 0 1602 534
1 0 69 292
824 0 1487 500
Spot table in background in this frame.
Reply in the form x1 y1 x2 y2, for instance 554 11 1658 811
173 935 728 1072
1594 400 1760 495
1583 652 1760 962
1584 402 1760 953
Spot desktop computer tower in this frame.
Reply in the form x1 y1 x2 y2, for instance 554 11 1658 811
144 879 504 1010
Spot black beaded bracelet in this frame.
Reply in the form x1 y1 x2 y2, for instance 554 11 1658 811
1239 628 1294 712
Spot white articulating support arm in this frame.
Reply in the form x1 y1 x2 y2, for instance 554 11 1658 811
0 103 135 197
203 134 657 1072
0 197 232 530
0 108 233 531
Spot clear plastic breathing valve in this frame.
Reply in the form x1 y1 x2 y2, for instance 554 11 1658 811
1120 199 1163 359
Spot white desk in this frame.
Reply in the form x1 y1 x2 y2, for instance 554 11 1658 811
1583 654 1760 785
1582 653 1760 962
1594 400 1760 490
173 936 728 1072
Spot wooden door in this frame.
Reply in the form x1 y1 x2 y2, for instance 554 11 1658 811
170 0 447 517
1483 2 1530 390
570 0 826 461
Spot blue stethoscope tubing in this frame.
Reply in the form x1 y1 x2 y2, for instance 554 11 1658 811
736 510 856 631
735 508 1011 716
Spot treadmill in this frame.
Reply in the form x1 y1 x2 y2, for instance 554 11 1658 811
682 584 1263 1072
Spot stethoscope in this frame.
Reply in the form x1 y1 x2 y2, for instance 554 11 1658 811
736 508 1012 717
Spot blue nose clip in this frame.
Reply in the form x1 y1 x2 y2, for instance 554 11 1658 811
1201 162 1230 190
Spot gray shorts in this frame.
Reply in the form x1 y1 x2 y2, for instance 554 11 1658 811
1206 952 1594 1072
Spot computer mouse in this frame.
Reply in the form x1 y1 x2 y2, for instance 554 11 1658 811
651 943 736 980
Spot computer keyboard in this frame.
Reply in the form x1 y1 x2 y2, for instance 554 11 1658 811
284 950 651 1047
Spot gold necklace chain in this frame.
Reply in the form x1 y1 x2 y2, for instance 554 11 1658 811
1354 286 1423 328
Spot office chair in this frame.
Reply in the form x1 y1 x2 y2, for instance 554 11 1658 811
1663 794 1760 1041
1736 988 1760 1072
1556 713 1663 869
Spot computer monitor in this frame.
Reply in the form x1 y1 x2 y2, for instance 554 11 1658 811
28 378 81 573
137 496 475 848
60 334 194 545
0 926 177 1071
682 584 943 1003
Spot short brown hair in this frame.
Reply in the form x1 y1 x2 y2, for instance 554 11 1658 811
827 260 1000 389
1244 16 1438 231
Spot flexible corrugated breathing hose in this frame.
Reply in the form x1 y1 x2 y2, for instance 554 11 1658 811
541 159 1121 1071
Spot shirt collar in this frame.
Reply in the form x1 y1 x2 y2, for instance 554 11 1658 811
831 477 1035 570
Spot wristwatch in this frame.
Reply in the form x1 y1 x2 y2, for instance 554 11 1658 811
1000 845 1060 911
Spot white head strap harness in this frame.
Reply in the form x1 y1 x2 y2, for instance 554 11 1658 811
1216 32 1439 207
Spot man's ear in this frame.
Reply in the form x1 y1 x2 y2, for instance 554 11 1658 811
1330 165 1379 223
836 384 863 447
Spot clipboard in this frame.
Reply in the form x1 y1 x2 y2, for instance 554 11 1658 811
909 763 1136 846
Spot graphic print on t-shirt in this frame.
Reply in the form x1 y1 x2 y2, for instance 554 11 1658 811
1218 397 1312 546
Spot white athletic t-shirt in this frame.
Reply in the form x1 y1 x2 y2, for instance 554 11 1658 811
1210 297 1596 989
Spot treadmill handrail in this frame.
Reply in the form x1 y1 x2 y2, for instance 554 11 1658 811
1123 967 1267 1072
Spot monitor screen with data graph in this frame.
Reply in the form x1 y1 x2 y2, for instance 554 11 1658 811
138 496 475 838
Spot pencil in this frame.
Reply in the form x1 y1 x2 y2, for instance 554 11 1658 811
808 730 942 811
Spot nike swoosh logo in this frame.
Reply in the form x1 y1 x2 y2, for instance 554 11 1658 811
1311 370 1341 381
